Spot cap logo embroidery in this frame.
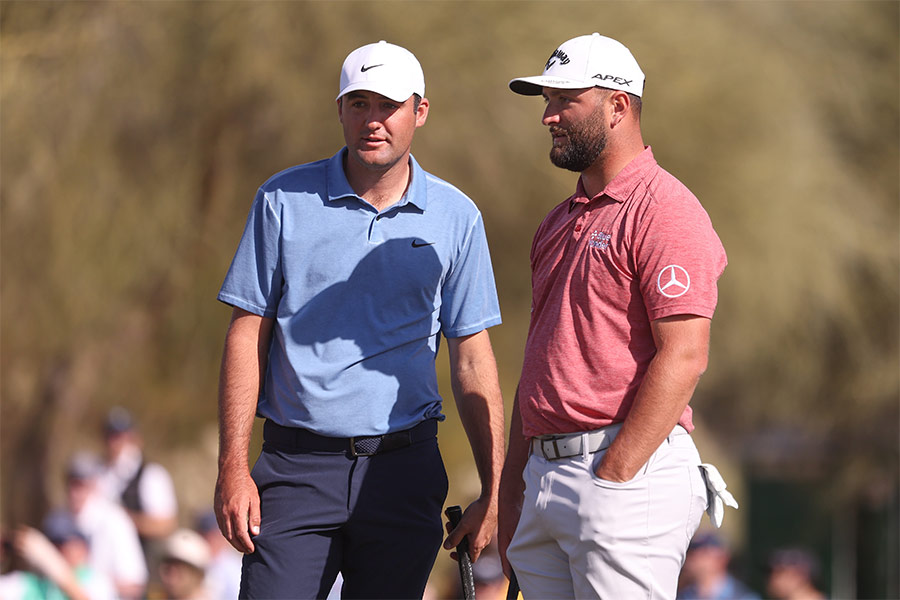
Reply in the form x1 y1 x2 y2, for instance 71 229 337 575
592 73 633 87
361 63 384 72
545 49 571 70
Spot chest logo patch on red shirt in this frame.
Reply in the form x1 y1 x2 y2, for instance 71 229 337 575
657 265 691 298
589 230 610 250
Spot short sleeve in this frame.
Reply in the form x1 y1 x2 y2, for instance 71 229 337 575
632 193 727 321
439 214 502 337
218 189 284 317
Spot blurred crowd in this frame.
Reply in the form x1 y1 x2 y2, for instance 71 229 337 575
0 408 829 600
0 408 241 600
677 531 826 600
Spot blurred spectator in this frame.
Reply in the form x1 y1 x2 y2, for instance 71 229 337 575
766 547 826 600
41 511 116 600
0 531 27 598
65 451 148 599
0 526 78 600
678 531 759 599
195 511 241 600
0 512 115 600
98 407 178 541
158 529 211 600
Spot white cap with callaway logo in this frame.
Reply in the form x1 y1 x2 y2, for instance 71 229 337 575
509 33 644 97
336 40 425 103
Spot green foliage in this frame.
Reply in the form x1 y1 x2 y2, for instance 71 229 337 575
1 1 897 528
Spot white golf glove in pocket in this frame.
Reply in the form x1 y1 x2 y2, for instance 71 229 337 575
698 463 739 527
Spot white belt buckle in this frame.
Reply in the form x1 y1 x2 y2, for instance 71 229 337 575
536 434 579 460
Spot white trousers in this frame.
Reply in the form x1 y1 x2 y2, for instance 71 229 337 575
507 427 708 599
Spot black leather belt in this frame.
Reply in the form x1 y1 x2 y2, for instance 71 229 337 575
263 419 438 457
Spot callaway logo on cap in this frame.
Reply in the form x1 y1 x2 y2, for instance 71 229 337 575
337 41 425 103
509 33 645 97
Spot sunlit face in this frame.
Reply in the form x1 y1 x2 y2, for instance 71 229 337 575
66 478 93 514
682 546 729 581
767 565 805 599
337 90 427 175
159 560 205 600
104 431 132 461
541 87 609 172
58 538 90 567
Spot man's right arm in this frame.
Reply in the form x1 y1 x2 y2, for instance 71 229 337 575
214 307 274 554
497 387 530 577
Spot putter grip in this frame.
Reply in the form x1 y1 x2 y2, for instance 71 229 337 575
446 505 476 600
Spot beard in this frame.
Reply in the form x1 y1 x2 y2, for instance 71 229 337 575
549 108 608 172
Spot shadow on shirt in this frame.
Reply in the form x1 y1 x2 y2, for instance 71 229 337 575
285 236 446 434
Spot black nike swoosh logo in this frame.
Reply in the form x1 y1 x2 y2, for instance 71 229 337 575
411 240 435 248
361 64 384 72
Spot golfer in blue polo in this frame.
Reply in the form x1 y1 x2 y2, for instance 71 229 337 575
214 40 505 599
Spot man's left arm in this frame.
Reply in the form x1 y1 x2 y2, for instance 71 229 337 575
595 315 710 482
442 329 506 562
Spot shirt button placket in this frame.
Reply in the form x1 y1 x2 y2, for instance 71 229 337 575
369 213 384 244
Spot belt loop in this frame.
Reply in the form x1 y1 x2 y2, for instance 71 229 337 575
581 432 590 459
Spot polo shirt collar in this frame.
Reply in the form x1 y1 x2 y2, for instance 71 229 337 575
569 146 657 207
326 148 428 211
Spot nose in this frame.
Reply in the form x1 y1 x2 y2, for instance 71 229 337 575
542 104 560 127
365 110 383 130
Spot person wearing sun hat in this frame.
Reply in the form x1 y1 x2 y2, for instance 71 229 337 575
158 529 212 600
215 40 504 599
498 33 734 599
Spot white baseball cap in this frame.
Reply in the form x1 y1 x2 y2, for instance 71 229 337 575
336 41 425 103
509 33 644 97
162 529 211 571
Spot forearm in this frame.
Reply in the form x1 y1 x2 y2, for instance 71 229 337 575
217 308 272 474
215 308 273 553
499 389 529 508
598 316 710 481
449 331 505 498
498 388 529 575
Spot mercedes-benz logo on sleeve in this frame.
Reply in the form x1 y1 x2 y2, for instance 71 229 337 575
657 265 691 298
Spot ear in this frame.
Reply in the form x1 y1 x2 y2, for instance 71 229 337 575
336 97 344 123
608 91 630 129
415 97 429 128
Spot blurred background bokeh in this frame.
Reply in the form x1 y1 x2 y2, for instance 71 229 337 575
2 1 897 598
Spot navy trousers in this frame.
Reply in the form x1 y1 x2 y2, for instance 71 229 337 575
239 421 448 599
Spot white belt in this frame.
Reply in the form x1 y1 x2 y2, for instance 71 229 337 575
531 424 691 461
531 424 624 460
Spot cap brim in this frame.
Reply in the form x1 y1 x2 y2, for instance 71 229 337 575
336 82 416 103
509 76 594 96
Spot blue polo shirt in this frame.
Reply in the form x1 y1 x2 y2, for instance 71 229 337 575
219 148 502 437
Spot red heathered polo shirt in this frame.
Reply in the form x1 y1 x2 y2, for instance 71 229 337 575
518 147 726 438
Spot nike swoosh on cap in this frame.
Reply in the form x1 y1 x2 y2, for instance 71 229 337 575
361 64 384 72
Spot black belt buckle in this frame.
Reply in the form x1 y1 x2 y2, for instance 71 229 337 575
349 429 414 457
350 435 381 457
